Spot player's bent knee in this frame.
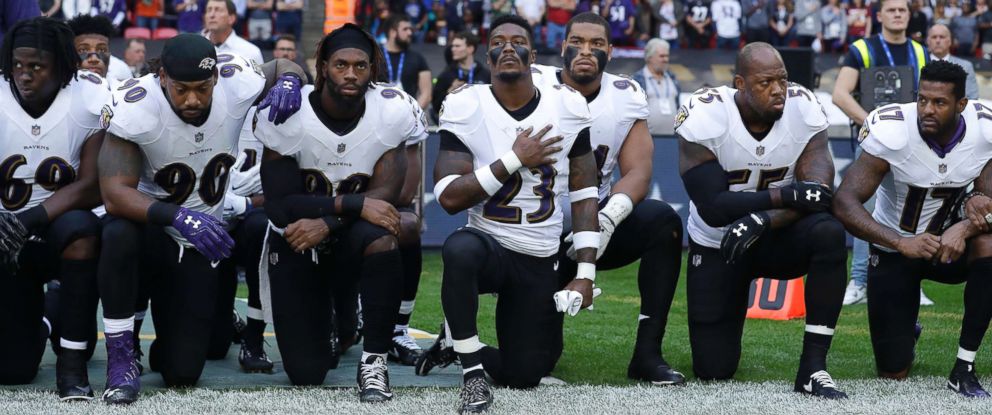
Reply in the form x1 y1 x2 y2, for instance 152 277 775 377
874 339 915 377
61 235 98 260
807 214 847 259
441 231 488 273
364 234 399 256
161 369 202 388
101 217 141 248
283 361 327 386
397 211 421 247
0 364 38 385
48 210 101 258
969 233 992 259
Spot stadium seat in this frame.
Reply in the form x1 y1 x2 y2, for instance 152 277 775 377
153 28 179 40
124 27 152 40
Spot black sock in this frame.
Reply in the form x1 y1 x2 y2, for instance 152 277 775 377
58 259 99 345
358 250 403 354
460 350 485 381
955 358 975 369
397 242 422 327
798 331 832 377
245 318 265 348
960 258 992 353
633 317 667 363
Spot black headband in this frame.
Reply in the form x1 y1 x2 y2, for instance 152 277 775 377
321 25 375 60
161 34 218 82
11 23 61 55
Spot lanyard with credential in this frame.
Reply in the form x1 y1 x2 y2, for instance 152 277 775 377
457 63 475 84
385 52 405 84
644 69 672 100
878 36 919 90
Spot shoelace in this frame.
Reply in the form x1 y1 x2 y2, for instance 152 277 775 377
360 359 389 391
809 370 837 389
394 332 421 351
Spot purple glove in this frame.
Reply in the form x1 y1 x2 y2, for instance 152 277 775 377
171 207 235 262
258 73 302 125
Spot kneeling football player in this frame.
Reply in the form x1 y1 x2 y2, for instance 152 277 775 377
254 24 427 402
678 43 847 398
835 60 992 397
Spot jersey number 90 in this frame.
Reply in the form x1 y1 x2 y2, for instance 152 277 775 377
153 153 236 206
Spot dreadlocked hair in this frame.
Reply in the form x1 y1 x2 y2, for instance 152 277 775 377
313 23 385 92
0 17 80 89
67 14 117 40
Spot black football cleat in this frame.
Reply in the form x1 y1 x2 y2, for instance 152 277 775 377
388 329 424 366
415 323 457 376
627 356 686 386
357 354 393 403
458 375 493 414
239 341 274 373
795 370 848 399
56 348 94 401
948 362 991 398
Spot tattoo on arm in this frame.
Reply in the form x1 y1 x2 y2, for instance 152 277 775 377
973 159 992 195
834 151 902 249
569 150 599 264
365 144 408 204
795 131 835 188
99 133 142 179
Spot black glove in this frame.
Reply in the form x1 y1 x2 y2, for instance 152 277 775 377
0 212 29 273
720 212 769 264
780 181 833 212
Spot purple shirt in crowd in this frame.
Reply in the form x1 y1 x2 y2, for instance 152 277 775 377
0 0 41 45
175 0 206 33
606 0 635 40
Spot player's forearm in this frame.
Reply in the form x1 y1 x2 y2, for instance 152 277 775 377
436 159 512 214
364 146 408 205
795 133 835 188
416 87 431 111
682 161 779 227
397 144 422 206
832 87 868 126
101 182 158 223
259 156 357 226
834 192 901 249
571 198 599 264
40 179 102 220
612 166 650 204
763 208 802 229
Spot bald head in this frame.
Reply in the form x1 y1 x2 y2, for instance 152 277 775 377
927 24 952 58
735 42 784 78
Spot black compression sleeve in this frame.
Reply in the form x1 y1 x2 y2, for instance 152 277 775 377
15 205 48 232
681 160 777 227
568 127 592 158
147 202 179 226
439 130 470 153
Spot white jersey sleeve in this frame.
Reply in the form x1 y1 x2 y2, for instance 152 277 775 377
859 103 912 165
72 70 112 131
607 73 650 124
106 75 165 145
438 84 484 146
375 85 429 145
784 83 828 141
554 83 594 140
216 53 267 114
674 87 731 151
253 93 306 156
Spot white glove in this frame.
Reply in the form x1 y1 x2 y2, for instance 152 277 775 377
223 192 249 222
553 286 603 316
564 193 633 260
229 152 263 196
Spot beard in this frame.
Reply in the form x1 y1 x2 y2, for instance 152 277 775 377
396 38 410 50
324 76 370 107
495 70 524 82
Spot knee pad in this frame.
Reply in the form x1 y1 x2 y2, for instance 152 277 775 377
101 216 142 249
441 230 492 274
807 214 847 262
46 210 101 253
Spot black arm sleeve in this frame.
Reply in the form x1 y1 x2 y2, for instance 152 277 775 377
261 155 354 228
681 160 777 227
568 127 592 158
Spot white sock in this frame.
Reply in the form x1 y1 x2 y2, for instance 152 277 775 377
958 347 977 363
452 335 484 354
394 324 409 334
361 351 387 362
805 324 835 336
638 314 650 322
104 316 135 334
60 338 88 350
462 364 483 375
42 317 51 336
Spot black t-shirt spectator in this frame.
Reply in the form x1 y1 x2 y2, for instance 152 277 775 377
907 9 928 40
979 10 992 43
384 50 430 98
842 36 916 69
432 62 491 121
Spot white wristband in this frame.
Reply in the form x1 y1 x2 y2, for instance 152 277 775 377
433 174 459 199
571 231 600 250
500 150 523 173
602 193 634 226
570 186 599 203
475 165 503 195
576 262 596 281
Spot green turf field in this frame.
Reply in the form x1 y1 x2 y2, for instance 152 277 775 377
372 250 989 385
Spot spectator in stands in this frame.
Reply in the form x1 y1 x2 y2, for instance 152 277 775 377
656 0 681 48
633 38 680 135
204 0 264 64
742 0 770 43
516 0 546 47
603 0 637 45
176 0 206 33
927 23 978 99
950 0 977 56
793 0 820 47
0 0 39 46
404 0 430 42
272 34 313 82
820 0 847 52
634 0 653 46
275 0 303 41
546 0 575 49
979 0 992 58
60 0 86 18
932 0 951 26
123 38 148 77
489 0 514 21
945 0 961 19
683 0 712 48
384 14 433 109
370 0 392 44
907 0 928 42
91 0 127 31
246 0 273 43
432 31 489 119
134 0 164 31
846 0 870 42
769 0 795 46
711 0 742 49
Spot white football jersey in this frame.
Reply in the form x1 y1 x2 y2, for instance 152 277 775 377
862 101 992 238
0 71 109 213
440 82 593 257
531 66 650 199
106 53 266 244
676 84 829 248
254 84 427 198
